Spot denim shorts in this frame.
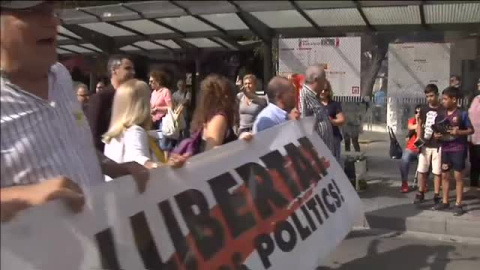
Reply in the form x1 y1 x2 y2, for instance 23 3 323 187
441 150 467 172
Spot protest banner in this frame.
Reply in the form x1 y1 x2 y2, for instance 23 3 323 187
1 118 363 270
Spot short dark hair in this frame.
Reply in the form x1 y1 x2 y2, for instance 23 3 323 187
266 76 291 102
442 86 460 99
450 75 461 81
424 84 438 95
107 54 131 78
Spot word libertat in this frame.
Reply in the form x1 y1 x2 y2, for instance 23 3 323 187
95 137 345 269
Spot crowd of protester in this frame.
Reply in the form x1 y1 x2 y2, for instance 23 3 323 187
0 1 339 222
1 1 478 224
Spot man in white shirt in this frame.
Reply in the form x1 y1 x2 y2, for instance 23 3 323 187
0 1 149 222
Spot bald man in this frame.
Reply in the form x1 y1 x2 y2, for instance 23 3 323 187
253 76 299 133
299 64 335 152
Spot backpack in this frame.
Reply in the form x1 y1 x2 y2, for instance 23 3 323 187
388 126 403 159
171 130 202 156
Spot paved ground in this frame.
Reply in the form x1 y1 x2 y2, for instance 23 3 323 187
318 229 480 270
343 131 480 238
315 131 480 270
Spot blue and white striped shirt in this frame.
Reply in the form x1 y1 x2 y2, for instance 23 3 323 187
299 84 335 152
1 63 104 188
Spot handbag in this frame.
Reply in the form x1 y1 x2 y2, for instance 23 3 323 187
171 130 203 156
388 126 403 159
161 105 185 139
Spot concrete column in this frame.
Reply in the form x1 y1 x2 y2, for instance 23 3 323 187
89 72 96 94
263 38 273 90
193 56 201 108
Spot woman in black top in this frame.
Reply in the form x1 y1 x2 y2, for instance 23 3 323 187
319 80 345 161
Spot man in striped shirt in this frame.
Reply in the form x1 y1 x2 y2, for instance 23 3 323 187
299 65 335 153
0 1 149 222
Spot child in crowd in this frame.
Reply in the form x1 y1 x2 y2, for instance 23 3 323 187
399 105 422 193
432 87 474 216
415 84 443 204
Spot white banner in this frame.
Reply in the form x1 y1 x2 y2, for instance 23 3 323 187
278 37 361 96
387 42 451 131
387 42 451 97
1 118 363 270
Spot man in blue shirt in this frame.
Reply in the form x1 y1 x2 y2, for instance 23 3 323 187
253 76 299 133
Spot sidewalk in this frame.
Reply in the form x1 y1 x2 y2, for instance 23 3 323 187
350 134 480 239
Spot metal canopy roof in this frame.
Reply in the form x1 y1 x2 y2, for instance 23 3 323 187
57 0 480 56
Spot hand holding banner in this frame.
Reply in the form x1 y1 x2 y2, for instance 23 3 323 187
1 118 363 270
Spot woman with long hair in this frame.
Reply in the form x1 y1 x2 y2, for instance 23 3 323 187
237 74 267 135
103 79 166 175
149 70 175 151
191 74 242 152
319 80 345 161
168 74 253 167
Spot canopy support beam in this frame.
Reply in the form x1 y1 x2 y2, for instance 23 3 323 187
229 1 274 44
354 0 375 32
61 24 116 54
419 0 429 30
169 0 241 50
290 0 323 33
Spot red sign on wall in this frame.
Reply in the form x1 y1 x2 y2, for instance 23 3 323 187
352 86 360 95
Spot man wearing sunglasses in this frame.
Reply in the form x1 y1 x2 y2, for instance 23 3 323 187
0 1 148 222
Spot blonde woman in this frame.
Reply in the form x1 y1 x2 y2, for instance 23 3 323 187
103 79 166 174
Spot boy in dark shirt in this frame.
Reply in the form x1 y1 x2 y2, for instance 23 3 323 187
432 87 474 216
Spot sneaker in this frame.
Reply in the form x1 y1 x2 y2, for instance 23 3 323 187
401 181 409 193
453 205 465 216
413 192 425 204
433 194 441 205
432 202 450 211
